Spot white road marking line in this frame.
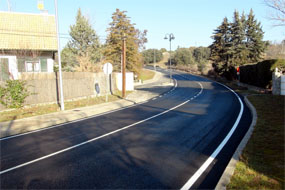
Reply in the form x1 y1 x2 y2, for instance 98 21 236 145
180 81 244 190
0 77 179 142
0 80 202 176
0 101 144 141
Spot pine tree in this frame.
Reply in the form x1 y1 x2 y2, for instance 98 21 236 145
209 10 268 79
229 11 247 66
246 9 267 63
209 17 231 74
61 47 76 71
67 8 101 64
104 9 147 74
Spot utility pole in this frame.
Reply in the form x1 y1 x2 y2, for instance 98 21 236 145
153 49 156 71
122 35 126 98
54 0 65 110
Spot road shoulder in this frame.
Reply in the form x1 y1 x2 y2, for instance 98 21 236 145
215 96 257 190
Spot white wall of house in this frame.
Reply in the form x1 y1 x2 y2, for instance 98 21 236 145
0 55 18 80
47 58 54 72
0 55 55 81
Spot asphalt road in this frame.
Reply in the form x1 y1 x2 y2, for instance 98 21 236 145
0 69 252 189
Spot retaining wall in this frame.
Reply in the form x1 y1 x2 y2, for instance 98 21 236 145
0 72 122 110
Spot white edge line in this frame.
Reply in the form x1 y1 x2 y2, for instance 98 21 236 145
0 79 179 142
0 80 202 176
180 81 244 190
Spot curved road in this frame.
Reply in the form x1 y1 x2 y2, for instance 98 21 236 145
0 69 252 189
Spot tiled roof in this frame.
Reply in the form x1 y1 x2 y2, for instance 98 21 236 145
0 11 57 51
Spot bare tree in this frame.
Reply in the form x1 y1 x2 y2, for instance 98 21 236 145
75 54 101 72
264 0 285 26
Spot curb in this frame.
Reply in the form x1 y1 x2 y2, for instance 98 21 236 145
215 96 257 190
0 70 174 139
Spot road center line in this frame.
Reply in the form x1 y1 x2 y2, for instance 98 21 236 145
0 79 203 175
180 80 244 190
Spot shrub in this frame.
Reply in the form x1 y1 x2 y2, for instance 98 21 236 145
0 80 31 108
172 48 194 66
201 63 213 75
142 49 163 64
270 59 285 73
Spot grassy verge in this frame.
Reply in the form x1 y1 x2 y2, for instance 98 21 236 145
139 69 155 81
203 76 284 189
0 91 132 122
227 95 284 190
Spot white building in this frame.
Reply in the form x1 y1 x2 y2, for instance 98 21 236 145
0 11 57 81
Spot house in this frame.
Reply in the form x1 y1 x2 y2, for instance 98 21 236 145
0 11 57 81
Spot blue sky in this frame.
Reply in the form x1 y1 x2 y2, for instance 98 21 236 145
0 0 284 50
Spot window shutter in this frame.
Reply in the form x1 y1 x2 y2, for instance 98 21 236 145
40 58 47 72
17 58 25 72
0 58 9 81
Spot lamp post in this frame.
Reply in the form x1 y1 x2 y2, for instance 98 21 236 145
164 33 175 81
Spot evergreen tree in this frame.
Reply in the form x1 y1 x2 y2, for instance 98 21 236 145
104 9 147 74
209 9 268 79
209 17 231 74
61 47 76 71
230 11 247 66
246 9 267 63
67 8 101 64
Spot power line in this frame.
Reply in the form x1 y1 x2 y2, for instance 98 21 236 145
0 29 107 40
0 31 107 40
0 31 70 39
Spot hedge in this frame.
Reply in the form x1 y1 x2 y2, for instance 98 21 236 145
239 59 285 89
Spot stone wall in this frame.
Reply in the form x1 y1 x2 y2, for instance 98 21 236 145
0 72 120 110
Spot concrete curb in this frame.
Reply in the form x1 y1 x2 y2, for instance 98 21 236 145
215 96 257 190
0 70 174 139
134 70 163 87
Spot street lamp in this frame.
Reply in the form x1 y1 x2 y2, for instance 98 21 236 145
164 33 175 81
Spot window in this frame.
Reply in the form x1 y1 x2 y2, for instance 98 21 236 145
17 58 48 72
25 60 40 72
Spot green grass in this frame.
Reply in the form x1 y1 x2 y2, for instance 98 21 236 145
0 91 132 122
139 69 155 81
227 95 284 190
